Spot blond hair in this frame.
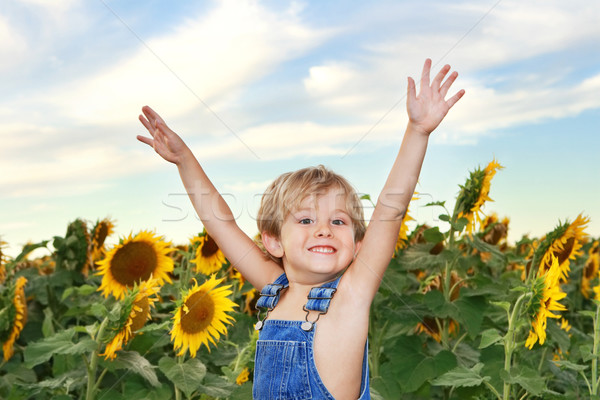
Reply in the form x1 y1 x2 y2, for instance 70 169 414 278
256 165 366 265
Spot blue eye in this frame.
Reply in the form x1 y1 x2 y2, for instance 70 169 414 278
299 218 312 224
332 219 345 225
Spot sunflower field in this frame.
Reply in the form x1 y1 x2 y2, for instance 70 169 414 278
1 159 599 400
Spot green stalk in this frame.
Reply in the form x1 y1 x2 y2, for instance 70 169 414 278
592 302 600 396
370 318 388 378
440 201 460 350
526 249 539 284
503 293 527 400
174 355 184 400
86 317 109 400
484 380 503 400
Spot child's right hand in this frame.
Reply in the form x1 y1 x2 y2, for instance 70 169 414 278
137 106 189 164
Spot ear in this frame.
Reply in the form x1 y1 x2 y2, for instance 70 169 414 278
261 232 284 258
354 240 362 258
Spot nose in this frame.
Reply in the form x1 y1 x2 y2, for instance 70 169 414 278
314 223 333 238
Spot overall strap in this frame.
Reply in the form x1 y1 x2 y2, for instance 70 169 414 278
255 273 289 310
304 274 342 313
301 274 343 331
254 273 288 330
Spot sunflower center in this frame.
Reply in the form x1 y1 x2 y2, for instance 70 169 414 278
200 235 219 258
95 224 109 248
180 290 215 334
110 242 157 287
130 296 150 332
556 237 574 265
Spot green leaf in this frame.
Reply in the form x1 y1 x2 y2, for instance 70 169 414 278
396 243 445 271
42 307 55 338
101 351 160 387
500 365 545 396
422 290 458 319
90 303 108 318
552 360 588 372
11 240 49 264
464 235 507 262
60 284 97 301
453 217 469 232
438 214 450 222
545 318 571 351
229 382 253 399
423 227 444 244
24 329 96 368
399 349 457 392
479 329 504 349
578 310 597 319
490 301 511 312
454 295 486 339
424 201 446 208
197 373 235 397
390 336 457 393
136 320 170 334
580 344 596 362
431 363 490 387
158 357 206 398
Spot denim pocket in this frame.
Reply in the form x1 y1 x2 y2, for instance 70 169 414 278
253 340 312 400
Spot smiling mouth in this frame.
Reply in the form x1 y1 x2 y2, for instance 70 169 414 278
308 246 336 254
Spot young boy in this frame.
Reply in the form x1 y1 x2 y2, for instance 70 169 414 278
138 58 464 399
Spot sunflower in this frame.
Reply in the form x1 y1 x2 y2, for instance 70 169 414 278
97 231 174 300
90 218 115 262
0 239 7 284
481 213 509 247
100 279 160 360
243 288 258 315
582 241 600 299
525 255 566 349
236 367 250 385
171 275 237 357
534 214 589 282
190 231 227 275
1 276 27 361
456 159 503 234
559 317 571 333
394 194 418 255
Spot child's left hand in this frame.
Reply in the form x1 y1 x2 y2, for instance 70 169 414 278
407 58 465 136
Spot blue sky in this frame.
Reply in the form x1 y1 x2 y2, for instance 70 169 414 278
1 0 599 257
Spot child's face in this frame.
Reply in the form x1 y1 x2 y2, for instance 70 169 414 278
276 187 360 282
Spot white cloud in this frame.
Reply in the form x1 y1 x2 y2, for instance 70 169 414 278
0 15 27 73
296 1 600 143
0 0 334 198
2 0 599 205
38 0 331 125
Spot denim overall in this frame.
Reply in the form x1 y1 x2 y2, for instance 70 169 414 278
253 273 370 399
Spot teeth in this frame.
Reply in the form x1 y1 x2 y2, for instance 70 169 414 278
310 246 334 254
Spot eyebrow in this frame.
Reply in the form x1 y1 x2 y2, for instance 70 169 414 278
293 207 350 215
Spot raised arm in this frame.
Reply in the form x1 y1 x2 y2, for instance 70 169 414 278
348 59 464 298
137 106 283 289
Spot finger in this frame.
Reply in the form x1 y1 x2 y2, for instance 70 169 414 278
136 135 154 147
142 105 165 128
407 76 417 102
446 89 465 109
420 58 432 91
432 64 451 91
139 114 154 135
439 71 458 98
